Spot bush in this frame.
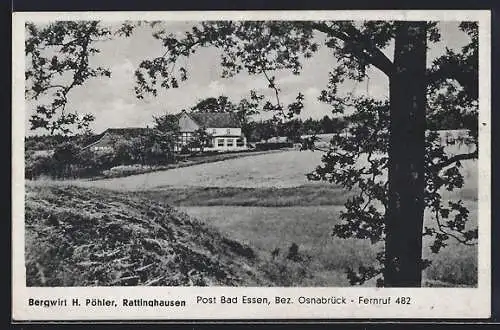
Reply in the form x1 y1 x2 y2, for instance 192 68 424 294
113 140 136 165
25 153 55 179
144 149 175 165
180 145 191 155
255 142 293 151
26 142 177 179
78 151 116 177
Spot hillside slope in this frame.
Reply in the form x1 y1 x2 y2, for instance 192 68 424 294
25 184 273 287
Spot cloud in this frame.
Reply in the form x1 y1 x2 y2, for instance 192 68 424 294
207 80 226 95
109 59 135 84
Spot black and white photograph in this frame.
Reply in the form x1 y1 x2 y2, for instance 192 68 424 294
12 10 491 320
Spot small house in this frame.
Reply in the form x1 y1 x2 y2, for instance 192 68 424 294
177 111 247 151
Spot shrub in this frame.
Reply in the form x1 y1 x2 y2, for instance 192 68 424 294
180 145 190 155
255 142 293 151
113 140 136 165
25 154 55 179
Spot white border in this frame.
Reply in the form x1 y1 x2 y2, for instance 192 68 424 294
12 10 491 321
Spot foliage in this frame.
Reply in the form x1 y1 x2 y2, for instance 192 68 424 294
25 21 111 134
191 95 235 113
245 117 346 142
248 120 276 142
134 21 314 125
190 127 213 153
25 153 56 180
151 113 180 160
24 21 162 135
132 20 478 286
25 131 177 179
426 22 478 133
305 23 478 285
25 132 97 151
25 19 479 287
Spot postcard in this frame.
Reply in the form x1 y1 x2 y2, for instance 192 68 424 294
12 9 491 320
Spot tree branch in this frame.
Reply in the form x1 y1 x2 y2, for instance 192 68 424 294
433 204 476 246
431 149 478 172
310 22 396 77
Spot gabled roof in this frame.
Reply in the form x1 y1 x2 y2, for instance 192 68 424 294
187 112 241 128
81 127 152 150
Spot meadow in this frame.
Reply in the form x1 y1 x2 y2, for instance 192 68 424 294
68 150 325 190
27 146 479 287
175 204 477 287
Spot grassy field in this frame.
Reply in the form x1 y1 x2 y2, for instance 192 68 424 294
139 184 354 207
176 205 376 286
28 147 478 287
175 204 477 287
135 148 478 287
98 150 285 179
62 150 325 190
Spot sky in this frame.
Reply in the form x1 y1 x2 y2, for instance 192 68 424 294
25 21 471 135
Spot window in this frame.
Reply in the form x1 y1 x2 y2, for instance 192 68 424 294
217 139 224 147
94 146 111 151
236 138 244 147
212 129 217 134
180 132 192 145
226 138 234 147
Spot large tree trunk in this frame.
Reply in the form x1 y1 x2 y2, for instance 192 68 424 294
385 22 428 287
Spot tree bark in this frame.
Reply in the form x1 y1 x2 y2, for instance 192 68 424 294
385 22 428 287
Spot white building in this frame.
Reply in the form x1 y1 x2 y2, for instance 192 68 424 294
177 111 247 152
